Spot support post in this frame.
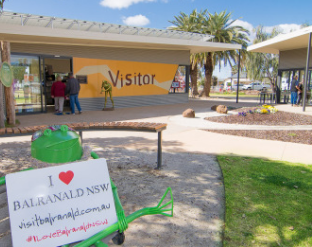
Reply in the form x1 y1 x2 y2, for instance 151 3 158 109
156 131 162 170
236 50 241 103
303 32 311 112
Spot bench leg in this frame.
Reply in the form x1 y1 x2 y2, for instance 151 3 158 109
157 131 162 170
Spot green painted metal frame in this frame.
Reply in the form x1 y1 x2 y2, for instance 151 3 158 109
0 155 173 247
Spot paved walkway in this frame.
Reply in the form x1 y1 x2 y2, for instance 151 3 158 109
1 98 312 246
3 98 312 165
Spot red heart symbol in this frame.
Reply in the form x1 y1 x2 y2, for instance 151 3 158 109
59 171 74 185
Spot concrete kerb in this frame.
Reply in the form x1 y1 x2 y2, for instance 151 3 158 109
170 111 312 130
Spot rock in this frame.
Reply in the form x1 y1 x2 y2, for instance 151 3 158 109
183 108 195 118
211 105 218 111
216 105 228 114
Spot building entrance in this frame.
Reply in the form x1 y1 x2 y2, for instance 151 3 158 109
279 69 312 105
43 57 72 113
11 54 72 114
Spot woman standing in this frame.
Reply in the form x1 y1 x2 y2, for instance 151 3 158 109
51 76 66 114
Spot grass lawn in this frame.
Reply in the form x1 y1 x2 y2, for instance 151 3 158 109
218 156 312 246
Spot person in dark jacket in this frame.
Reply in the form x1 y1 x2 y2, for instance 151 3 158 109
66 72 82 115
51 76 66 114
290 75 299 106
296 80 304 106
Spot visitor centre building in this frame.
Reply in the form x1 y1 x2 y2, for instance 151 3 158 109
0 11 241 114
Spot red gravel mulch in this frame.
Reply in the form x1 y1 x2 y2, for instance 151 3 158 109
206 109 312 126
205 108 312 145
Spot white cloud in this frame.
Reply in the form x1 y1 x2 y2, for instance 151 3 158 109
232 20 302 44
263 24 301 34
232 19 255 43
100 0 156 9
122 15 150 26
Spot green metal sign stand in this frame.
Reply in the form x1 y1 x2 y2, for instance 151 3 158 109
1 125 174 247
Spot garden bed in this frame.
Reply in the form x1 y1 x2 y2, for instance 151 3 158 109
205 107 312 145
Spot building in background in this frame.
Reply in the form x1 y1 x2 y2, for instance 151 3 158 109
0 11 241 114
248 26 312 107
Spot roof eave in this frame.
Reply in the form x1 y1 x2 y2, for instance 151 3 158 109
0 23 242 53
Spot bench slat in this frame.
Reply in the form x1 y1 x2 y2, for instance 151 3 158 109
0 122 167 136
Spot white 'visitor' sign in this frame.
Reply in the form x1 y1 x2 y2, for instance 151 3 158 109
6 158 117 247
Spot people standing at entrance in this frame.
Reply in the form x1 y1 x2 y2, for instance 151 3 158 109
296 80 304 106
51 76 66 115
290 75 299 106
66 72 82 115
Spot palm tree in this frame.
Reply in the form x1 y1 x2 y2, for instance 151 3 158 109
0 0 6 128
201 11 249 96
246 26 279 92
169 10 206 96
0 0 5 11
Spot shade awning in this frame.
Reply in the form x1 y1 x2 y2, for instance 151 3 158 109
0 11 241 53
247 26 312 54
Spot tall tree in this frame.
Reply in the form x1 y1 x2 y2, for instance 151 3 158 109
0 1 15 126
201 11 249 96
0 0 5 11
0 0 5 128
1 41 15 125
169 10 206 96
246 26 279 91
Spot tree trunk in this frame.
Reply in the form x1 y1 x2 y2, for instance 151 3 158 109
0 83 5 128
204 52 213 97
190 63 199 96
1 41 15 125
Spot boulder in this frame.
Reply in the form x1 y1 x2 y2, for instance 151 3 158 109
216 105 228 114
182 108 195 118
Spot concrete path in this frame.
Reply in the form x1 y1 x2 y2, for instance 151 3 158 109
1 98 312 247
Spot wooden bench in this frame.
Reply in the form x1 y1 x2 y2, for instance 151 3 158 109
0 122 167 170
0 122 167 246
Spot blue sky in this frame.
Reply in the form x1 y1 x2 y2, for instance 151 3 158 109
3 0 312 79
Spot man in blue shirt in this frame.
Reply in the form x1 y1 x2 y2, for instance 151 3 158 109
66 72 82 115
290 75 299 106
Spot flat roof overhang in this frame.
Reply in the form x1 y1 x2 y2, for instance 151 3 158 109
247 26 312 54
0 23 241 54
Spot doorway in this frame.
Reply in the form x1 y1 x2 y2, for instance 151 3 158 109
42 57 72 113
278 69 311 105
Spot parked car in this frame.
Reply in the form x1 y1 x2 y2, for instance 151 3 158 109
232 83 244 91
242 82 268 90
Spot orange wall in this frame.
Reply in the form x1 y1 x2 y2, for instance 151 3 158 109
73 58 179 98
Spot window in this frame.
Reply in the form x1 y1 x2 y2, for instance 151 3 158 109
11 55 43 113
169 65 188 93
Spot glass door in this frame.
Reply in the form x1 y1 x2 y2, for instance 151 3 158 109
11 54 43 114
280 71 290 103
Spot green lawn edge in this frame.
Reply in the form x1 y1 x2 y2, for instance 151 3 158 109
218 155 312 247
